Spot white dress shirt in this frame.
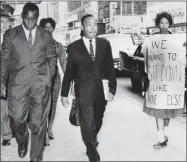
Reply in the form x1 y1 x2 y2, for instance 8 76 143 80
82 36 96 57
22 24 37 45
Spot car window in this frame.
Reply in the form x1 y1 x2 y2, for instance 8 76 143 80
134 44 144 57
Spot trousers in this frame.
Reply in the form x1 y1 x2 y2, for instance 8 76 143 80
8 78 51 161
1 99 12 140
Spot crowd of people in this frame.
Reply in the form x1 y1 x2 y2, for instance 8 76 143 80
0 2 186 162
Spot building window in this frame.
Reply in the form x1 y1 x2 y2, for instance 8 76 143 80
82 1 89 5
122 1 132 16
104 6 109 18
116 1 121 15
98 8 104 22
142 1 146 15
134 1 146 15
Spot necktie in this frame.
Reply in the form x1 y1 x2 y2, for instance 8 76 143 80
89 39 94 61
28 31 33 49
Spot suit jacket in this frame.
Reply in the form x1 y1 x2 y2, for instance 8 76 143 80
0 25 56 91
61 37 116 107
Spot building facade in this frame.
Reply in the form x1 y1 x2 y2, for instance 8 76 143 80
65 1 98 44
98 1 148 34
146 1 186 34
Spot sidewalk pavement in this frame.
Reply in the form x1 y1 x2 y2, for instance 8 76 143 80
1 87 186 161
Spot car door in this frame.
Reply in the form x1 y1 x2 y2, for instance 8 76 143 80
131 44 145 80
118 36 135 71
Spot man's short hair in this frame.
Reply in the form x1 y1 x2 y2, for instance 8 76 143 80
81 14 94 25
22 3 39 17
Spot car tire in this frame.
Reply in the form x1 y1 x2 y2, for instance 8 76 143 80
131 76 136 90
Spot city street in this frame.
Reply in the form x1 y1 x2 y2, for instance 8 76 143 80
1 72 186 161
0 1 186 161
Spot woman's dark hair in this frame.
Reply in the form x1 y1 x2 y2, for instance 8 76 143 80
22 3 39 17
39 18 46 28
39 17 56 30
155 12 173 27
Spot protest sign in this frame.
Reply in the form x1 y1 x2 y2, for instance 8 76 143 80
145 34 186 109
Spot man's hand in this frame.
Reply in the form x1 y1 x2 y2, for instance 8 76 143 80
1 84 6 97
107 92 114 102
61 97 69 108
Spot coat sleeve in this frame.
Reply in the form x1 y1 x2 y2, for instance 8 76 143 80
1 31 11 87
105 41 117 95
46 33 56 75
57 42 67 73
61 45 73 97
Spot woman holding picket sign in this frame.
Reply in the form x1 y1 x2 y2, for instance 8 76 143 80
142 12 186 149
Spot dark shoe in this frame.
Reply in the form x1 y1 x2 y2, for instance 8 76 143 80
49 135 54 140
48 130 54 140
164 136 168 143
88 152 100 162
2 139 11 146
87 147 100 161
86 142 99 156
18 140 28 158
153 140 167 149
44 142 50 147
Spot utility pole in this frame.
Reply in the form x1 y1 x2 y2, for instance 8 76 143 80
120 1 122 33
47 3 49 17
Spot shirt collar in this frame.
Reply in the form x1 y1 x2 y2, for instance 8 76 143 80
83 36 96 44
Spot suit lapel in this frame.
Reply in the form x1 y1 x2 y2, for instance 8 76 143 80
17 26 42 51
16 25 29 50
79 38 94 62
95 37 101 63
79 37 100 63
31 26 42 51
80 38 89 55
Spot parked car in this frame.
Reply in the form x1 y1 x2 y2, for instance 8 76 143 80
119 43 145 91
97 34 137 69
119 41 187 92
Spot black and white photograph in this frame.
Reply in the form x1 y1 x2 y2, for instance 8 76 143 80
0 0 186 161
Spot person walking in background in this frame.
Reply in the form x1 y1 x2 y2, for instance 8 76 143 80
39 17 66 145
61 14 116 161
0 4 15 146
142 12 186 149
0 3 56 161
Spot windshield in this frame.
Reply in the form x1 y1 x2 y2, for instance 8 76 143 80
98 35 136 58
103 35 134 50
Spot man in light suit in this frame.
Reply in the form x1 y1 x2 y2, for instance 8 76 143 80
1 3 56 161
61 14 117 161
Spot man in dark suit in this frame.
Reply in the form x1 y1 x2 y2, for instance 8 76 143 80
61 14 117 161
0 3 56 161
0 4 15 146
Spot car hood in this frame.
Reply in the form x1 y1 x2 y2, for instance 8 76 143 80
111 45 137 59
